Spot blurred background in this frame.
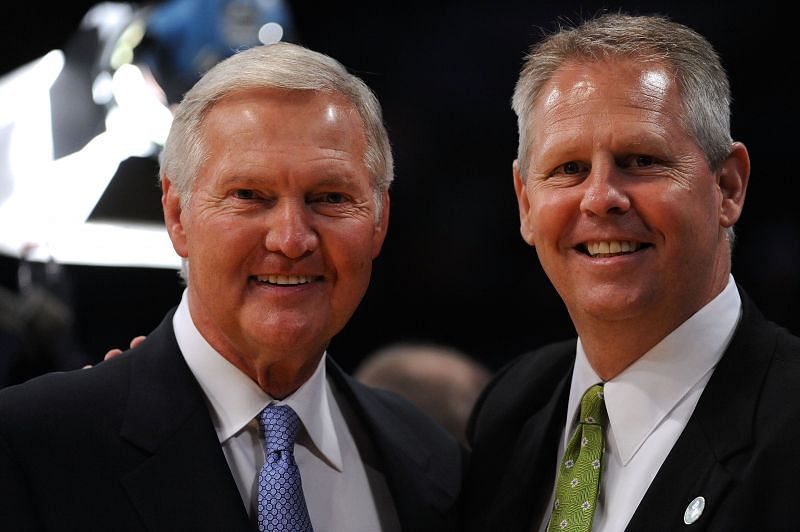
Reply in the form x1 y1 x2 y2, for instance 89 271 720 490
0 0 796 389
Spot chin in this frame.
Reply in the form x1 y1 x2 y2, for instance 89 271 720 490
570 289 658 323
256 319 315 340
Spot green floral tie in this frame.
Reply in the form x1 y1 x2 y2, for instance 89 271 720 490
547 384 606 532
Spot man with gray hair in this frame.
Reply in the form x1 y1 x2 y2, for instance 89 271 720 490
465 12 800 531
0 43 462 530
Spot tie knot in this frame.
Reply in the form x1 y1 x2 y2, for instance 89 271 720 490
259 404 301 454
579 384 606 427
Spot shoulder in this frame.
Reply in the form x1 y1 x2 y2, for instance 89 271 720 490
0 353 134 427
755 321 800 413
361 382 458 442
733 289 800 390
0 308 178 450
330 359 462 454
772 322 800 362
468 339 575 435
482 339 575 398
0 353 137 474
327 357 464 480
711 291 800 451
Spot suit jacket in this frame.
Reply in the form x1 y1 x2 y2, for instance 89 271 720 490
464 289 800 531
0 309 462 531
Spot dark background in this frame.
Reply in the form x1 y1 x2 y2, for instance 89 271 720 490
1 0 797 381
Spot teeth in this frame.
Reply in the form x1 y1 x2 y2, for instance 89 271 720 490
586 241 640 256
255 275 315 285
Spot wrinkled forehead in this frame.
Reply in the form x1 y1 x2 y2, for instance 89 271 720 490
524 58 686 145
536 57 677 114
203 87 366 139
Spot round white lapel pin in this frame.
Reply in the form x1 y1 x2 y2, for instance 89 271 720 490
683 496 705 525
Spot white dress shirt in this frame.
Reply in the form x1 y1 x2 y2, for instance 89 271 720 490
173 289 388 531
538 275 742 532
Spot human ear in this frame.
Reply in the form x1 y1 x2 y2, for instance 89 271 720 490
514 160 536 247
161 177 189 258
372 190 390 258
718 142 750 228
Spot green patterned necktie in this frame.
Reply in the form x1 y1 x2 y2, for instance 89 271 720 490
547 383 607 532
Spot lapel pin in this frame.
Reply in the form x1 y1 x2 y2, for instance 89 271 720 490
683 496 705 525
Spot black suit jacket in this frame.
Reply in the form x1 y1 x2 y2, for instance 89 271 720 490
0 309 462 531
465 289 800 531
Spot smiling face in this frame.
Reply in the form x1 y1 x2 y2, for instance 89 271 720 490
163 88 388 393
514 58 748 356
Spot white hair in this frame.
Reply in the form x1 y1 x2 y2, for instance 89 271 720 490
160 42 393 217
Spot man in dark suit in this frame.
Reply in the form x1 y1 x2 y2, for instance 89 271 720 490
0 42 462 530
465 13 800 531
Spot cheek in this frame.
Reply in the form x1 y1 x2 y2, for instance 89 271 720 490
530 191 574 243
327 226 377 280
187 222 260 271
648 185 718 236
338 240 376 277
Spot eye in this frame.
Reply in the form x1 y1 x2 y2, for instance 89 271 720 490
315 192 347 204
631 155 655 167
562 161 582 174
551 161 588 177
233 189 256 200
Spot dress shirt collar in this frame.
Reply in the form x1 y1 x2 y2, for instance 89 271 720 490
569 275 742 464
172 289 343 471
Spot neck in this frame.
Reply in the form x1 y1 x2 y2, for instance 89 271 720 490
576 320 664 380
573 293 727 381
184 289 327 399
574 259 732 380
221 348 324 399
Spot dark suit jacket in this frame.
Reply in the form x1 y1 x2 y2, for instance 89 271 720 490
0 309 462 531
465 289 800 531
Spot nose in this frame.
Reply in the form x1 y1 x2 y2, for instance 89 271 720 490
264 200 319 258
579 162 631 217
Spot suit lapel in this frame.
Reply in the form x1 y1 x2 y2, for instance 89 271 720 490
486 365 571 532
464 340 575 532
118 311 251 530
326 358 460 532
627 289 777 530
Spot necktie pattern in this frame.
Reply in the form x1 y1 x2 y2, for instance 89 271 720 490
257 405 314 532
547 384 606 532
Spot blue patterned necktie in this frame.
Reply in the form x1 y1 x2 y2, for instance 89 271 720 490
257 404 314 532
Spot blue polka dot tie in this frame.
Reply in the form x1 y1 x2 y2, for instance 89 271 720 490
257 405 314 532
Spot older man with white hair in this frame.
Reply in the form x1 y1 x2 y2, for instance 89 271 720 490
0 42 462 531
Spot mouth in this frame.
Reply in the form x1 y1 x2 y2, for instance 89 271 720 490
576 240 652 258
252 274 323 286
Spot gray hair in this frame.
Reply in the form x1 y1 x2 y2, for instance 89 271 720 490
512 13 732 180
160 42 394 215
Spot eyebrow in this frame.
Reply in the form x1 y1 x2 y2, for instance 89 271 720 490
217 175 266 188
313 175 359 188
217 173 361 190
